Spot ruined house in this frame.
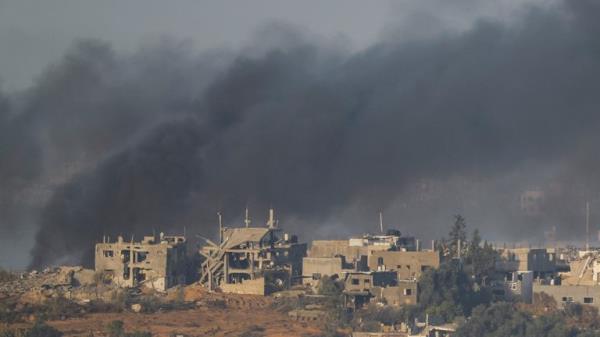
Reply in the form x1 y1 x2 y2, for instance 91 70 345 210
490 271 534 303
342 271 417 310
303 231 438 285
368 251 440 280
533 251 600 308
199 209 307 295
495 248 556 278
95 233 187 291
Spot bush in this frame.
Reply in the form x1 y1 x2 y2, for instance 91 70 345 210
106 320 125 337
0 322 63 337
317 276 343 297
106 319 152 337
24 321 63 337
0 298 18 323
238 325 265 337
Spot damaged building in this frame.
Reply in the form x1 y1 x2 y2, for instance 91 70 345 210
533 251 600 309
199 209 307 295
303 230 439 286
95 233 187 291
342 271 417 310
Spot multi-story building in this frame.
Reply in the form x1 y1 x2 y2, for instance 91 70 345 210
199 209 307 295
95 233 187 291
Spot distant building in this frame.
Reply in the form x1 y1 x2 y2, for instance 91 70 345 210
533 251 600 308
534 284 600 309
491 271 534 303
368 251 440 280
342 271 417 310
496 248 556 278
303 230 437 285
199 209 307 295
95 233 187 291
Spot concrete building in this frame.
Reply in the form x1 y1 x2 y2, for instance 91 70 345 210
94 233 187 291
534 284 600 309
342 271 417 309
303 231 437 284
496 248 556 278
368 251 440 280
199 209 307 295
491 271 534 303
532 251 600 308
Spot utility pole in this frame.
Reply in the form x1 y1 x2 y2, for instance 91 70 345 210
217 211 223 244
267 208 275 228
244 207 251 228
586 201 590 251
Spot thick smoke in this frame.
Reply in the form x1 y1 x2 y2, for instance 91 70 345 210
1 0 600 268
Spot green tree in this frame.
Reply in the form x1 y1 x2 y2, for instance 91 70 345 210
449 215 467 258
456 302 587 337
417 262 489 321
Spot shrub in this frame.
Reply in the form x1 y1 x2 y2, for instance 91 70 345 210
238 325 265 337
23 320 63 337
106 320 125 337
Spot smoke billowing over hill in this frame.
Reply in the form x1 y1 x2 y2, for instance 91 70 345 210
1 0 600 268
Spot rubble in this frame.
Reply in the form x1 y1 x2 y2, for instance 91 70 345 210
0 266 119 304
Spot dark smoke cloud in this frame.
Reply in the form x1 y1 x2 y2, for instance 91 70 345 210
2 0 600 268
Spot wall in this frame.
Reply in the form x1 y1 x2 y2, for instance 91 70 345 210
374 281 417 306
368 251 440 280
496 248 556 275
302 257 344 284
534 284 600 309
95 239 186 291
308 240 368 259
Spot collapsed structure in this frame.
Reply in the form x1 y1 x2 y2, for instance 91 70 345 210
533 250 600 309
95 233 187 291
199 209 307 295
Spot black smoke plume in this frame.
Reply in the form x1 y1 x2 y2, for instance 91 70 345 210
1 0 599 268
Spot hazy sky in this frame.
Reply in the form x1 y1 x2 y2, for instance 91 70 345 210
1 0 572 269
0 0 553 91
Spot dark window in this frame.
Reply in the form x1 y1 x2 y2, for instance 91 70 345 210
404 289 412 296
136 251 148 262
584 297 594 304
103 250 114 258
352 279 360 285
377 257 384 266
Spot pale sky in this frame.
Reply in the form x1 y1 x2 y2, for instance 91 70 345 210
0 0 553 91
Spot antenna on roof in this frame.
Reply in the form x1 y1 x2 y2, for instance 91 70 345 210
586 201 590 251
217 211 223 244
379 211 384 234
268 208 275 229
244 207 251 228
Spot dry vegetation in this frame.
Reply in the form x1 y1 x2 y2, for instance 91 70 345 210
0 284 323 337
